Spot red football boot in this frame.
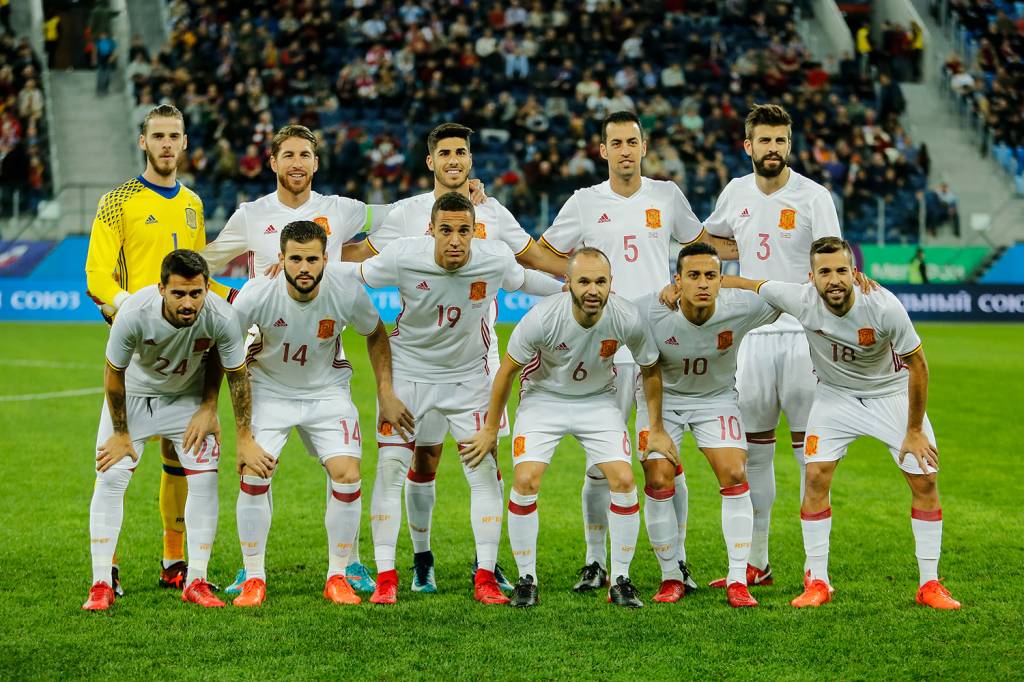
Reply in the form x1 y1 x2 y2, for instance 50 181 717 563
82 581 115 611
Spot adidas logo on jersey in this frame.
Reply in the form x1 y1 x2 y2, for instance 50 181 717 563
739 208 751 218
597 213 611 224
273 318 288 327
555 342 570 351
145 215 158 224
665 336 679 346
416 280 430 290
265 225 277 234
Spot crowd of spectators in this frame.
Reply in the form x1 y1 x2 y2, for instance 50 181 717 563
938 0 1024 196
125 0 934 242
0 34 49 217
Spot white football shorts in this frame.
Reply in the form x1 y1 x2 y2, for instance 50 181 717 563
511 393 631 469
252 392 363 462
736 331 815 433
376 376 496 446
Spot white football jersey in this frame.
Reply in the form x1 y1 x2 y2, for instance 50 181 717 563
365 191 533 256
540 177 703 362
106 286 245 397
202 191 371 276
704 171 842 333
359 236 529 383
232 263 381 399
633 289 778 409
506 292 659 399
757 281 922 398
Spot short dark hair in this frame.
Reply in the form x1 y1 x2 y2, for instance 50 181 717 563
676 241 721 274
427 122 473 154
430 191 476 225
141 104 185 135
601 111 644 143
271 124 318 158
567 246 611 277
280 220 327 253
810 236 854 264
744 103 793 140
160 249 209 285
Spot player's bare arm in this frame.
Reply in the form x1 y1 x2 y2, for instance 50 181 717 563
638 362 678 465
460 354 523 468
226 366 275 477
183 351 223 454
700 232 739 260
899 348 938 472
341 239 375 263
365 319 414 441
96 364 138 472
720 274 766 292
516 240 568 278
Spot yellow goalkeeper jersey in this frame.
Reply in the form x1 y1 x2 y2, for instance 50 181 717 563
85 176 229 307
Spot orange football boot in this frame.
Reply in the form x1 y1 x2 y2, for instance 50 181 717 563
791 579 832 608
726 582 758 608
473 569 511 605
182 578 226 607
324 575 361 605
916 580 961 610
708 563 773 588
232 578 267 607
82 581 115 611
652 579 686 603
370 569 398 605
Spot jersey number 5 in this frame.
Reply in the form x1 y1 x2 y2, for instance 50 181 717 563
623 235 638 262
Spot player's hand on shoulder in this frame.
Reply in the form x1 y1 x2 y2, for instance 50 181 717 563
377 391 415 442
658 283 680 310
183 403 221 454
642 427 679 466
263 262 283 278
459 429 498 469
469 178 487 206
96 433 138 472
237 438 276 478
853 269 880 293
899 428 938 473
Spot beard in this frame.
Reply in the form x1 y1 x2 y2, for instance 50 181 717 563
145 147 178 178
278 169 312 195
820 284 853 311
752 152 788 178
285 268 324 295
570 288 607 314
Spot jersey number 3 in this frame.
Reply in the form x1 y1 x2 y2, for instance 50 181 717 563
757 233 771 260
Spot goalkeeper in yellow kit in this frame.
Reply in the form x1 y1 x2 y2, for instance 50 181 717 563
85 104 226 592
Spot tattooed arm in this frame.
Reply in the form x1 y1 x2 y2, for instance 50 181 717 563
225 367 275 477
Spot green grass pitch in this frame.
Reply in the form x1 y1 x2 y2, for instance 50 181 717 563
0 322 1021 680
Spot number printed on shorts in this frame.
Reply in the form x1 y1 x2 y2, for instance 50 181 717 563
718 415 742 441
436 305 462 328
680 357 708 375
193 439 220 465
756 233 771 260
282 342 308 366
154 356 188 376
473 410 507 431
340 418 361 445
831 343 856 362
623 235 639 262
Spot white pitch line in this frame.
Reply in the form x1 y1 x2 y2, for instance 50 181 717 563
0 387 104 401
0 358 97 370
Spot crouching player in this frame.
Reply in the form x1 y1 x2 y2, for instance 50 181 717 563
228 220 413 606
84 250 266 610
726 236 960 609
634 242 779 606
461 247 678 608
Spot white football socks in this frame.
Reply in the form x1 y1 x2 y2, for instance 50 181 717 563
463 456 503 572
911 508 942 586
673 465 689 563
326 480 361 578
236 475 272 581
184 471 219 585
582 472 610 569
508 489 539 582
370 445 411 573
721 483 754 586
90 467 132 585
643 485 682 581
608 489 640 582
745 440 776 570
801 507 832 585
404 469 436 555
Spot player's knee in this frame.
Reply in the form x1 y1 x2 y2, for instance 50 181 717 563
804 465 832 495
603 465 635 493
412 446 441 473
718 462 746 487
642 460 675 489
97 467 133 493
908 472 938 500
513 477 540 496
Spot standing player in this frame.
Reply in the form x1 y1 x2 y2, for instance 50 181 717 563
633 243 778 606
460 248 678 609
355 192 563 605
228 221 413 607
344 123 566 593
201 123 395 592
84 104 215 592
538 111 726 592
724 237 960 610
701 104 844 589
82 250 270 611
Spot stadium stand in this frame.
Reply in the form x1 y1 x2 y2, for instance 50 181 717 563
124 0 935 242
0 33 50 217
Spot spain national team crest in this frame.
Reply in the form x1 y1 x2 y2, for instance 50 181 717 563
599 339 619 358
805 435 819 457
858 327 877 346
778 208 797 230
469 281 487 301
185 207 198 230
317 319 336 339
513 436 526 458
645 208 662 229
193 338 211 353
313 216 331 236
474 222 487 239
638 430 649 451
717 330 734 351
379 422 393 437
